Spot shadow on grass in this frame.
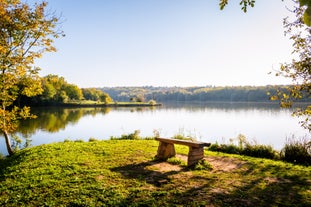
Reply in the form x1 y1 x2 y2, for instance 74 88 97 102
111 159 311 207
209 163 311 207
110 160 187 187
111 160 217 206
0 151 29 182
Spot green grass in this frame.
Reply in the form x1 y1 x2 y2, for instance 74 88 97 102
0 140 310 206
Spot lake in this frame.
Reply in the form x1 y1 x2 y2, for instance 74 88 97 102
0 102 309 155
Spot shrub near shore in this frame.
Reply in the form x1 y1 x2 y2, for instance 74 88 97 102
209 134 311 166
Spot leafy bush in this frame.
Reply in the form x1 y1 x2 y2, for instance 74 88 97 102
148 99 157 105
209 135 311 165
110 130 141 140
192 160 213 171
242 143 278 159
281 137 311 166
88 137 98 142
208 143 220 151
172 134 194 141
110 130 156 140
167 157 186 166
209 143 241 154
208 135 278 160
143 136 155 140
171 128 198 141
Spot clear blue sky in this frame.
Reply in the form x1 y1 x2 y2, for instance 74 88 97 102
30 0 295 87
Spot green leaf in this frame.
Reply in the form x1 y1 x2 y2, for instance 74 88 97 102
219 0 228 10
303 7 311 26
299 0 311 6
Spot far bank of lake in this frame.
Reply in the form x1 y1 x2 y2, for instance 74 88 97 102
0 102 308 155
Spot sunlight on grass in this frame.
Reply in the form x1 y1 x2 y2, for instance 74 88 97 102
0 140 310 206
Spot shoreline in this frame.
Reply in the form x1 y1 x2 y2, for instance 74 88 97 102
61 102 162 107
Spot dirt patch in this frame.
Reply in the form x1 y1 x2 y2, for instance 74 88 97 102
205 156 246 172
175 154 245 172
264 177 292 184
147 162 183 172
146 154 246 173
95 175 104 180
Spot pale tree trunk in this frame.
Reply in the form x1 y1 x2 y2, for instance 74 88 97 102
3 130 14 155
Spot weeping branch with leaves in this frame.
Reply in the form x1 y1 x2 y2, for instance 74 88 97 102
271 3 311 132
220 0 311 133
0 0 63 155
219 0 255 12
219 0 311 26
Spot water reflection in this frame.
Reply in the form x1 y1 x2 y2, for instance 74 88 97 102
5 102 299 139
19 107 112 136
163 101 283 111
0 102 308 155
18 106 160 136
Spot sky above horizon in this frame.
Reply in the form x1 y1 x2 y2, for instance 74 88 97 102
30 0 295 88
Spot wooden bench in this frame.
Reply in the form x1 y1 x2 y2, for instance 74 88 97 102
155 137 211 166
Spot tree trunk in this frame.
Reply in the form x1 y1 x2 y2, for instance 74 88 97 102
3 130 14 155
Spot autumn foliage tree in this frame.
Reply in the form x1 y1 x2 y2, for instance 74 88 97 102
271 2 311 132
0 0 62 155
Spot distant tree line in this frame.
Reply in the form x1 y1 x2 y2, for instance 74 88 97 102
17 78 311 106
18 75 112 106
101 85 311 103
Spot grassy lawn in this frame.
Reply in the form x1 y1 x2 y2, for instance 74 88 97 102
0 140 310 206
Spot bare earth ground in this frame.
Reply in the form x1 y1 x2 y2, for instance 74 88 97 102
142 154 250 206
148 154 246 173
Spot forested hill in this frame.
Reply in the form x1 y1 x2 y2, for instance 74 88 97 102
100 85 291 103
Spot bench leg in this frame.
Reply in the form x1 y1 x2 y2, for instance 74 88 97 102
156 141 176 160
188 147 204 166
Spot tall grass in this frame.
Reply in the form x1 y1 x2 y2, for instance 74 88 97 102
110 130 142 140
281 136 311 166
209 134 311 166
242 143 278 160
110 130 155 140
209 134 279 160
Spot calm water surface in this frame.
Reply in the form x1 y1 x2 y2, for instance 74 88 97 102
0 102 308 155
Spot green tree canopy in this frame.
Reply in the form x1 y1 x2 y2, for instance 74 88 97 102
82 88 112 103
40 74 83 103
0 0 62 155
